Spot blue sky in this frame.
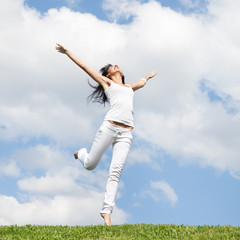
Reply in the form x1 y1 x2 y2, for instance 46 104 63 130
0 0 239 226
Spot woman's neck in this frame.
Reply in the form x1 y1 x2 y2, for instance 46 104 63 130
111 74 123 85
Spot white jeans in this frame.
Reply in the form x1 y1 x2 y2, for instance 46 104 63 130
78 120 133 214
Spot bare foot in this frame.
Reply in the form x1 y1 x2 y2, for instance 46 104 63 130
74 151 78 159
100 213 111 226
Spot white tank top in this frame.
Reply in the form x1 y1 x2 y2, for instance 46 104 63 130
104 81 134 127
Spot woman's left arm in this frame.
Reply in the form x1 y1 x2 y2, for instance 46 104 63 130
129 71 158 91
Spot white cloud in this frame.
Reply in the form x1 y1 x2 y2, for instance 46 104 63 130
128 147 152 165
16 161 108 196
13 144 71 170
0 161 21 178
66 0 82 8
0 96 97 146
18 174 79 195
0 146 128 225
0 194 127 226
135 100 240 173
179 0 207 9
102 0 140 22
141 180 178 206
0 144 129 225
127 146 162 170
150 180 178 206
229 169 240 181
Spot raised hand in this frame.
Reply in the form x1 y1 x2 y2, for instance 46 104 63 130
55 43 68 54
148 70 158 79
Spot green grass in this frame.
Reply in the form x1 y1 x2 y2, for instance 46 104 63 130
0 224 239 240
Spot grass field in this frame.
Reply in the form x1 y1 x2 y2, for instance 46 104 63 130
0 224 239 240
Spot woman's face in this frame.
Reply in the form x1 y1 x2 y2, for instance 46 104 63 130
107 65 123 77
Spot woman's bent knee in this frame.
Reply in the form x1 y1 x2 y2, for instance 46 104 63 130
85 165 97 171
84 160 99 171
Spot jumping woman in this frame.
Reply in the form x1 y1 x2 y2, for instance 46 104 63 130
56 43 157 226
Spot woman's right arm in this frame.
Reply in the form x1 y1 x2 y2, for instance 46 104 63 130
56 43 110 89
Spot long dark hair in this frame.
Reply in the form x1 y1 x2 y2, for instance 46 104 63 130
87 64 125 105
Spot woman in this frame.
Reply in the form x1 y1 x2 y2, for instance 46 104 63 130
56 43 157 226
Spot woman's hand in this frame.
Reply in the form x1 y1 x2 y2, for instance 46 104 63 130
130 70 158 91
147 70 158 80
55 43 110 87
56 43 68 54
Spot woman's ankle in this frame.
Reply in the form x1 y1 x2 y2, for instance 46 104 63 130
100 213 111 226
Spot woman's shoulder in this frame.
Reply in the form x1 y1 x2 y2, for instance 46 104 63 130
125 83 132 88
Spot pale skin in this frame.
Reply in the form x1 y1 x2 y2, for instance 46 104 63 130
56 43 157 226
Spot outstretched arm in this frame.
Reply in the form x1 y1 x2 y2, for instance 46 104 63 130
129 70 158 91
56 43 110 89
